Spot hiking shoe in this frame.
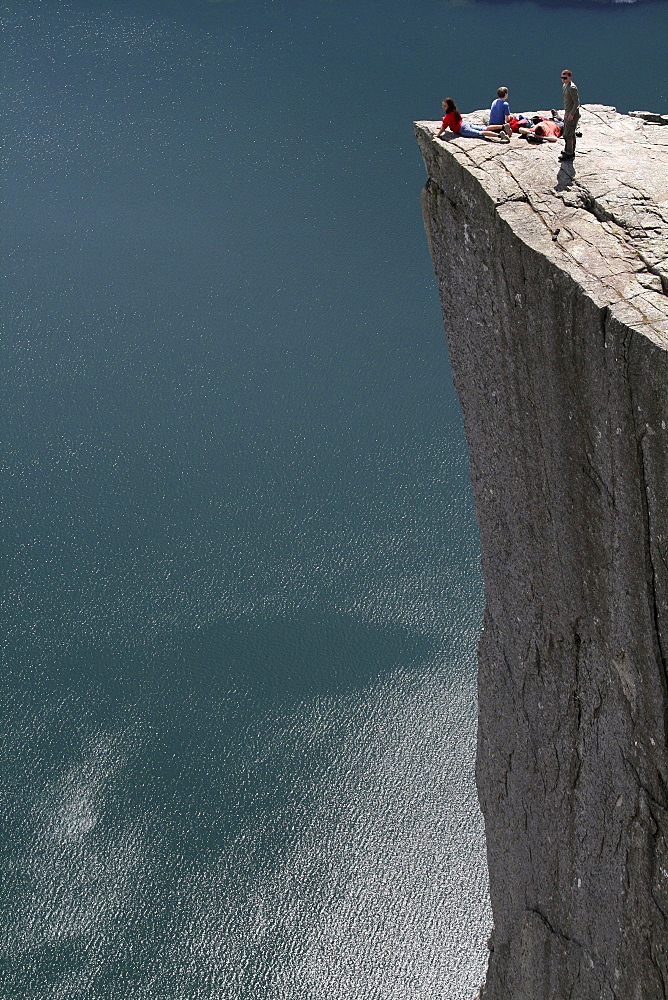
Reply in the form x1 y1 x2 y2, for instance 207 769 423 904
503 123 512 138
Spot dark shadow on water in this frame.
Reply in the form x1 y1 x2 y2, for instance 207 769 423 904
1 614 448 994
3 614 437 855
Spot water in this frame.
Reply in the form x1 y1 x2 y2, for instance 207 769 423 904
1 1 666 997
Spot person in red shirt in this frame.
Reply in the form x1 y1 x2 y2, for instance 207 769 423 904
434 98 509 143
519 118 562 142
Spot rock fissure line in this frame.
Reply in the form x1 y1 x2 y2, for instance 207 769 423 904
416 106 668 998
638 432 668 689
527 905 588 955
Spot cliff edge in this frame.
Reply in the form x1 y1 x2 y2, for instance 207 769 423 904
416 106 668 999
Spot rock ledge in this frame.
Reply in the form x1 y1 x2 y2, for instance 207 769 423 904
417 107 668 999
417 105 668 332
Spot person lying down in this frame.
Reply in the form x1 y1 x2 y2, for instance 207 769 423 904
519 118 562 142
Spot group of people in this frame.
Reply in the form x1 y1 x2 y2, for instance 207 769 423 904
434 70 580 161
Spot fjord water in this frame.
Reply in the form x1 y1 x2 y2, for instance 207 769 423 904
2 1 666 996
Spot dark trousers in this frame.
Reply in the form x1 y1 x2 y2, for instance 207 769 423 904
563 112 579 156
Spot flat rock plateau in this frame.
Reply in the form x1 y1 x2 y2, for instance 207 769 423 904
416 106 668 999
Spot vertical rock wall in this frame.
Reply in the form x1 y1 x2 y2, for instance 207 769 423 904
416 109 668 998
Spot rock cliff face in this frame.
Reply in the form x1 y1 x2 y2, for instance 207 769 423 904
416 107 668 999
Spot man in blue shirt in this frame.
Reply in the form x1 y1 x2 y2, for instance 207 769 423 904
489 87 512 138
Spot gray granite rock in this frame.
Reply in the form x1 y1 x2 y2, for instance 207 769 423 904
628 111 668 125
415 106 668 999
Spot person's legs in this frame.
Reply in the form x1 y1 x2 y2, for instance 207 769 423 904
485 127 508 141
458 121 487 138
458 121 507 142
562 114 578 156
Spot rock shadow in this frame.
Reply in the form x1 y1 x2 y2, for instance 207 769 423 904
555 162 576 190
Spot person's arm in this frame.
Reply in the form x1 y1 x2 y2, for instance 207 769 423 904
434 114 449 138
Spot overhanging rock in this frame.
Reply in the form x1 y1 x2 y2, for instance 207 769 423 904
416 106 668 999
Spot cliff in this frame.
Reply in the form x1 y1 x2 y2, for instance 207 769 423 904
416 106 668 999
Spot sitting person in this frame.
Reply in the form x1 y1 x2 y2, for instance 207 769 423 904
507 114 532 133
519 117 562 142
434 98 509 143
487 87 512 137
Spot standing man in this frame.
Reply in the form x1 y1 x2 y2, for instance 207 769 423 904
560 69 580 161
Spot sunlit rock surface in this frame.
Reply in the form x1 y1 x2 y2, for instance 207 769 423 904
416 106 668 999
